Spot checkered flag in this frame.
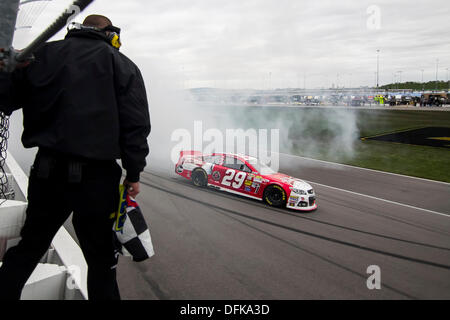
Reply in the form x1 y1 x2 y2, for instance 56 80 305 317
113 185 155 262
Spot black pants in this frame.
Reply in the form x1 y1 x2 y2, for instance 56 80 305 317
0 149 122 300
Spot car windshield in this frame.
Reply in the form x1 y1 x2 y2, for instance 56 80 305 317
248 159 276 175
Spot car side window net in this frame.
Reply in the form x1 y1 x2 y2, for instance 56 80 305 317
223 156 249 171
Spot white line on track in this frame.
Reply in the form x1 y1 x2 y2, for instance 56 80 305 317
307 180 450 218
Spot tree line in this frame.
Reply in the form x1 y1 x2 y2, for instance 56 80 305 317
379 81 450 91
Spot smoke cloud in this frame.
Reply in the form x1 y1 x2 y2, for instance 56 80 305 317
7 57 360 180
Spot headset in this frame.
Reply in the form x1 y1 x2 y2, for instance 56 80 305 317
67 22 122 49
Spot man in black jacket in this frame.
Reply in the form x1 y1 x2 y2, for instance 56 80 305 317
0 15 150 300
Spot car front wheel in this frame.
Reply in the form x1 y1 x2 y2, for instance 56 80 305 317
263 185 287 208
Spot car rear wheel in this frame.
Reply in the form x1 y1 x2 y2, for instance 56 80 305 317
263 185 287 208
191 169 208 187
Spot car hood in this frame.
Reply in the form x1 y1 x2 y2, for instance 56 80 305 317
266 173 312 190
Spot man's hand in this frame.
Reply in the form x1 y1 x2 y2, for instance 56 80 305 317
123 179 140 199
0 48 31 72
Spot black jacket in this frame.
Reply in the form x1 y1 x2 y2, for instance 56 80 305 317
0 29 150 182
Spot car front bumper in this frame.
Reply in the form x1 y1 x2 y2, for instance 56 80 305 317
286 194 317 211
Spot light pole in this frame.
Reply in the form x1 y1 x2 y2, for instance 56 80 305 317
392 72 396 90
421 69 424 92
446 67 449 91
435 59 439 91
396 70 402 90
376 49 380 88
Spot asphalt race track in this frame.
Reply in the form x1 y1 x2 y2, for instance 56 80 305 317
113 156 450 299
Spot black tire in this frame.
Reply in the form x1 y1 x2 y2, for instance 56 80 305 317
191 169 208 187
263 185 287 208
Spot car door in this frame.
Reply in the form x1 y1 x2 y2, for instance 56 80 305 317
214 156 249 194
238 162 261 197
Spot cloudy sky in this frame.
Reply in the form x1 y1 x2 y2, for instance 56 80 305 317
12 0 450 89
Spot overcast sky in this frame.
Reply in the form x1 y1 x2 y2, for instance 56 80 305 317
12 0 450 89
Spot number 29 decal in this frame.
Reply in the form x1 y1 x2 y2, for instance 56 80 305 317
221 169 246 189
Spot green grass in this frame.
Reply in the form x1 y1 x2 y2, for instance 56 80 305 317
225 106 450 183
345 109 450 182
355 109 450 137
293 140 450 183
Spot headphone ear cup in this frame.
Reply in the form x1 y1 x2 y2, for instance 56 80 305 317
109 32 121 49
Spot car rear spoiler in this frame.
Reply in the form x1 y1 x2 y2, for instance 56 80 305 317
179 150 203 158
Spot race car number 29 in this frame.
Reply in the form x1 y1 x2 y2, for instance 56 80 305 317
221 169 246 188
